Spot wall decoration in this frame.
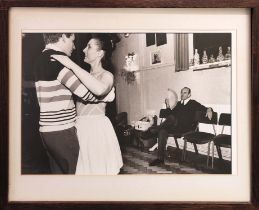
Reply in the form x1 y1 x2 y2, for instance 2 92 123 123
151 50 162 65
121 52 139 84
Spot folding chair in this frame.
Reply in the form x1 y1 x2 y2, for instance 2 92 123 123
182 111 218 168
212 113 231 168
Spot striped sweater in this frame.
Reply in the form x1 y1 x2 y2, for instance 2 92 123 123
34 49 97 132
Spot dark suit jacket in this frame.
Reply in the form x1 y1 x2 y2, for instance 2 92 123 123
161 99 208 133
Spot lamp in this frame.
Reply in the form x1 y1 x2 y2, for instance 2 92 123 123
123 52 139 72
121 52 140 84
124 33 130 38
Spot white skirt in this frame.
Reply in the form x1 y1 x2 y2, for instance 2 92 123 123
75 115 123 175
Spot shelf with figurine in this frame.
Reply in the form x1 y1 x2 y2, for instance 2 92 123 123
189 46 231 71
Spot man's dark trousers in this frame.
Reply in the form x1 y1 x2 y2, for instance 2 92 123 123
40 127 79 174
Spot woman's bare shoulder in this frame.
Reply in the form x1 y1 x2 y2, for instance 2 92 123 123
103 69 114 77
100 69 114 80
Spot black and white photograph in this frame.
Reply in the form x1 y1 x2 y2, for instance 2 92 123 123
22 32 232 175
151 50 162 65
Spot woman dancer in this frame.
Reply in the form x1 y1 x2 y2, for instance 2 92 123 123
52 35 123 175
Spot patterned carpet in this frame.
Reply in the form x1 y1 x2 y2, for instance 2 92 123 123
120 145 231 174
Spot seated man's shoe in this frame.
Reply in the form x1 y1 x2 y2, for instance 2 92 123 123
149 159 164 166
148 143 158 152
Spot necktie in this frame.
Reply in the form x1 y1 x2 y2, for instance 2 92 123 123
182 100 184 105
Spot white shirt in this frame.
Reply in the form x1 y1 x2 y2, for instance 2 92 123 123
44 44 63 52
181 98 191 105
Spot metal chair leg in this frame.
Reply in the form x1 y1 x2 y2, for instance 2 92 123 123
207 141 211 168
174 137 180 150
216 145 223 160
182 139 187 161
193 143 198 154
181 140 185 161
211 141 214 168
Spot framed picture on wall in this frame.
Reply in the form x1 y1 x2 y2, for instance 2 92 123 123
151 50 162 65
1 2 258 210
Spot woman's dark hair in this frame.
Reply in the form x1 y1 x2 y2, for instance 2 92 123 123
91 34 117 73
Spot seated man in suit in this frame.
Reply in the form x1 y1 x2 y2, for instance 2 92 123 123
149 87 213 166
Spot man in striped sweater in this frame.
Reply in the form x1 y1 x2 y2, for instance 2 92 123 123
34 33 114 174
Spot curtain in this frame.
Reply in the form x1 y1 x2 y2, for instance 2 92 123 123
175 33 189 71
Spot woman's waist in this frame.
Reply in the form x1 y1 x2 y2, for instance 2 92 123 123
76 104 106 115
76 113 106 119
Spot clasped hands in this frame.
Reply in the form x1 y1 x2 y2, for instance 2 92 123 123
51 54 75 69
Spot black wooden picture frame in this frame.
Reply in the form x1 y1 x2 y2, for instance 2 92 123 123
1 1 259 209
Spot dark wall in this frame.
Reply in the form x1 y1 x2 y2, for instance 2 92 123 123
22 34 46 174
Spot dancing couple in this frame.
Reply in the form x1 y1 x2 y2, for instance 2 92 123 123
34 33 123 175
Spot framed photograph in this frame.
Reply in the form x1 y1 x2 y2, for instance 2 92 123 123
1 1 258 210
151 50 162 65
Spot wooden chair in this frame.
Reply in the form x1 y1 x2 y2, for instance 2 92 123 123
182 111 218 168
212 113 231 168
